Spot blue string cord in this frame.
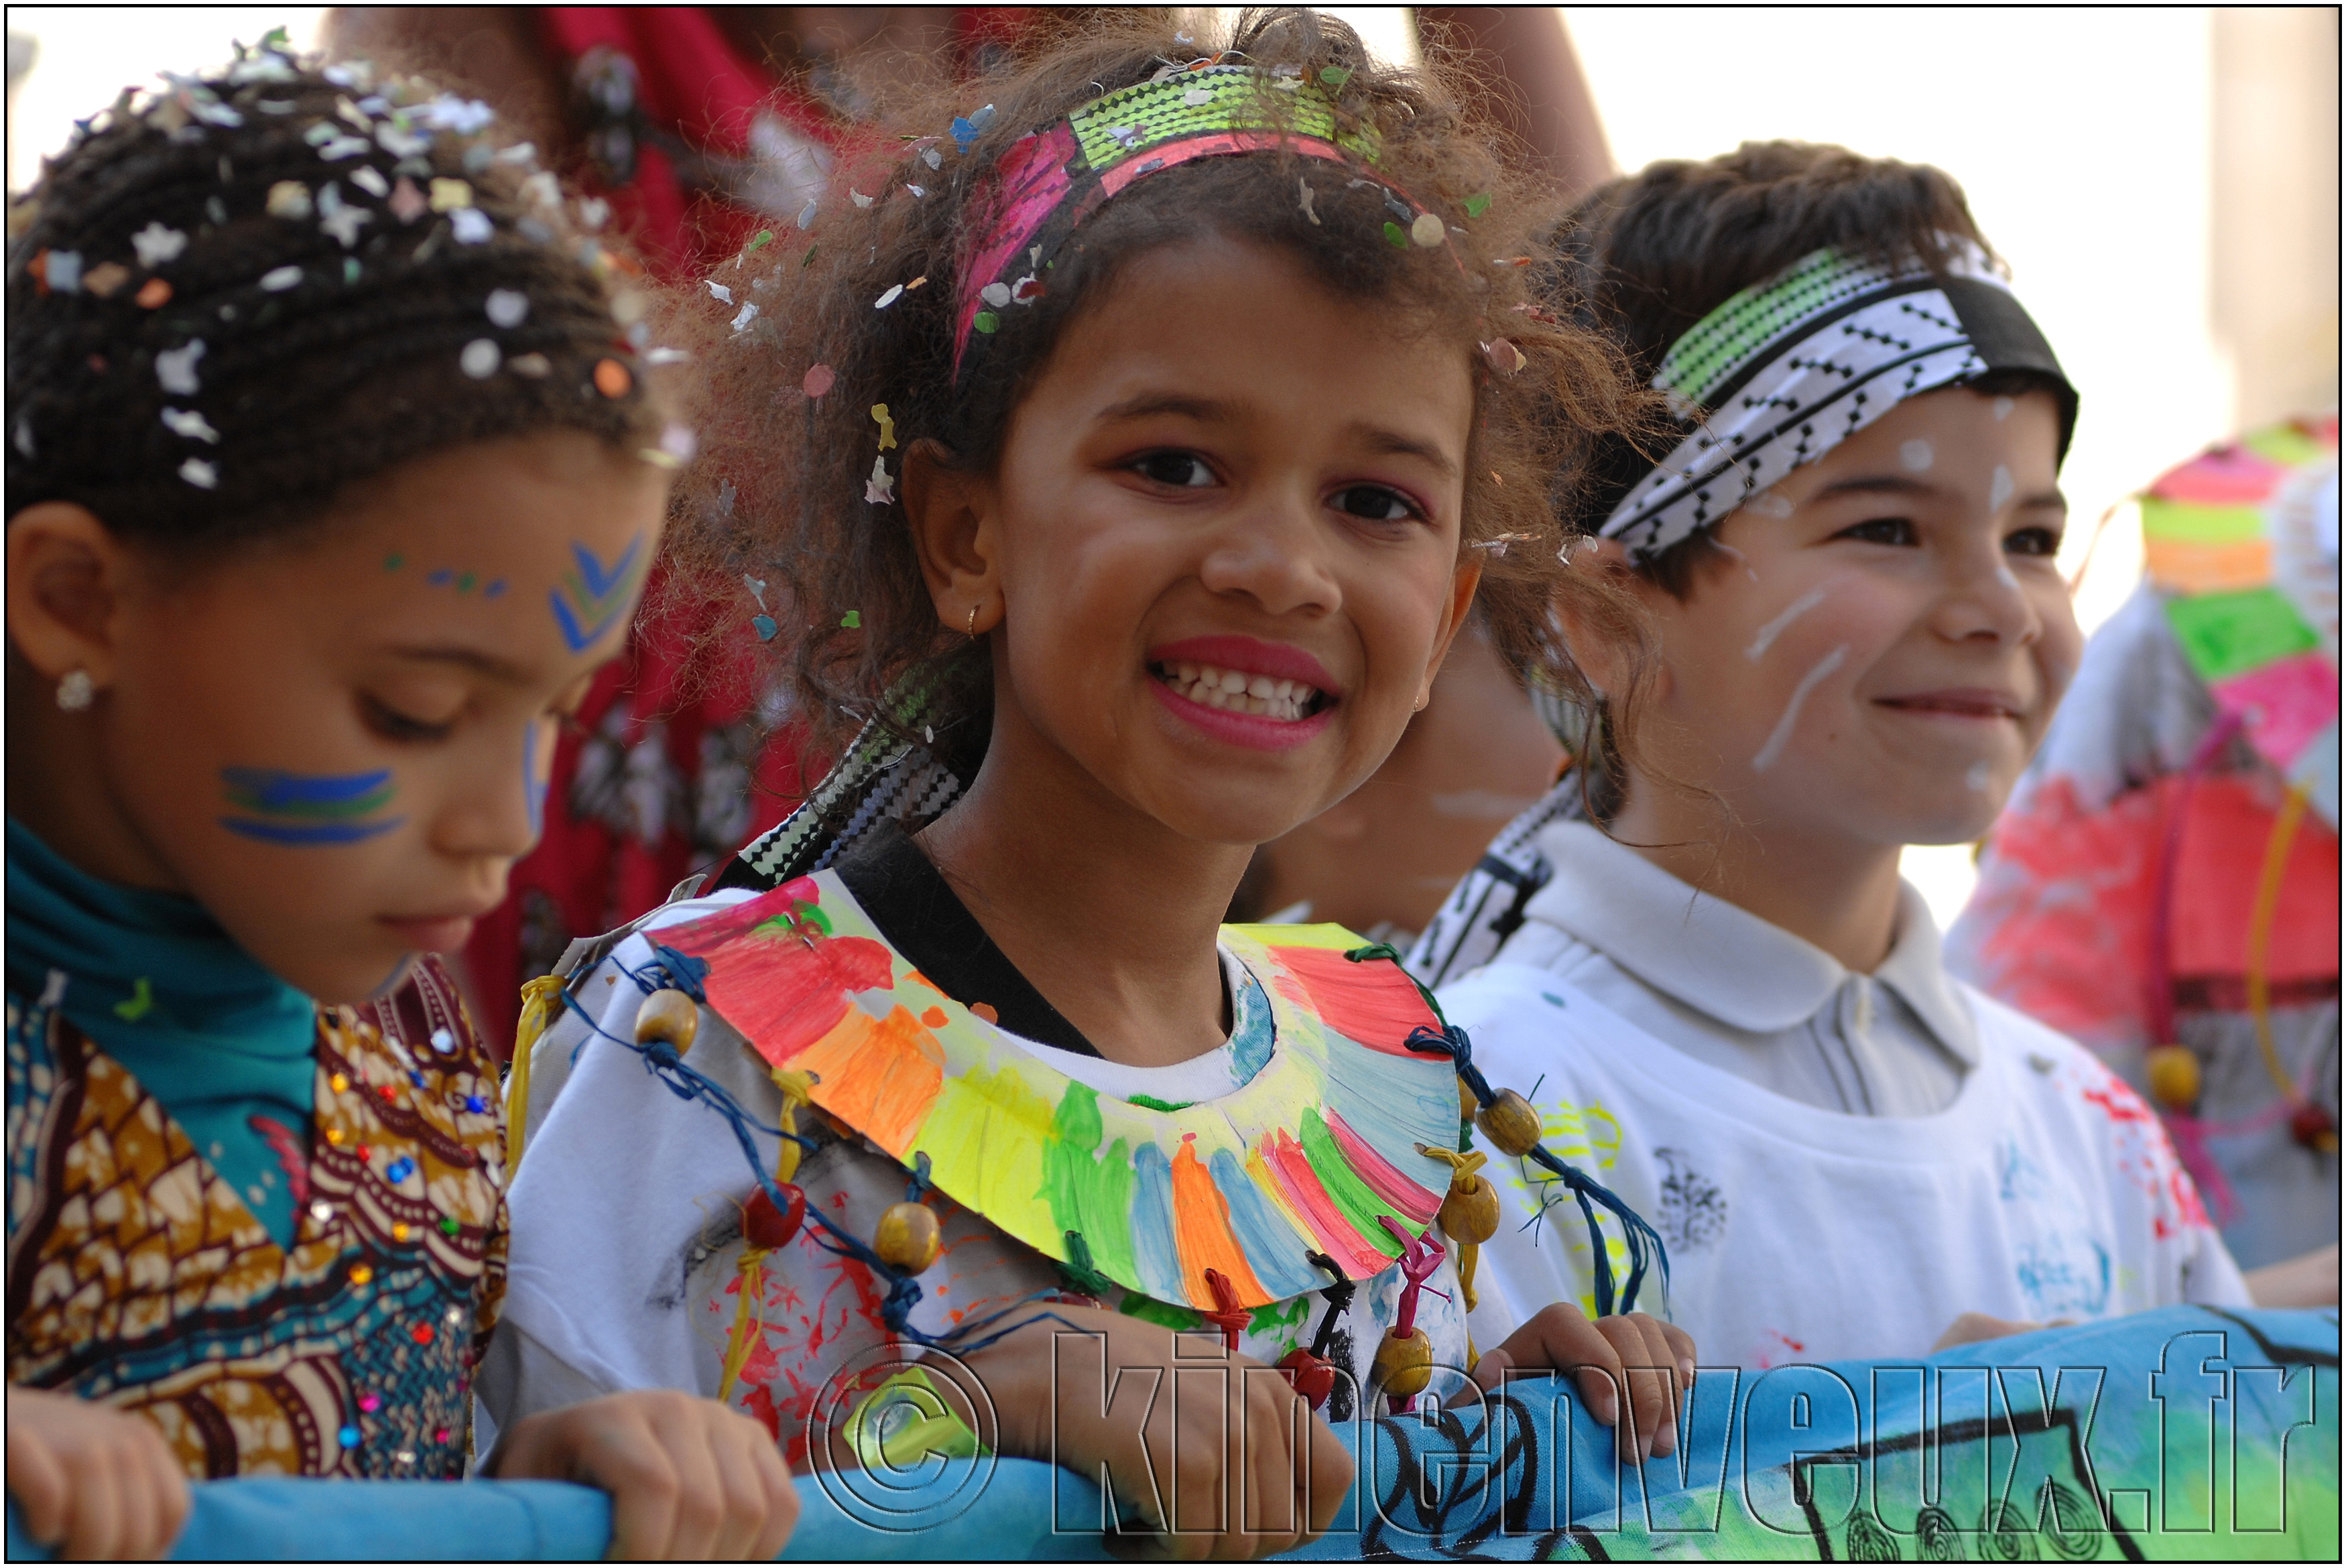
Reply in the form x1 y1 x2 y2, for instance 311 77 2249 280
559 949 1082 1357
1401 1020 1668 1319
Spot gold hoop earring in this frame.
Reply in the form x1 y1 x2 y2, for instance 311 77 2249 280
966 604 979 639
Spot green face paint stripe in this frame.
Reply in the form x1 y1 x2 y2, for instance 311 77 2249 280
219 783 396 821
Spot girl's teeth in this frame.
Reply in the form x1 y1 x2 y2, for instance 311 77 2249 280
1157 661 1319 721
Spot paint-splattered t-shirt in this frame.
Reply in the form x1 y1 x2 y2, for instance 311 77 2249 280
481 891 1473 1468
1441 959 2249 1370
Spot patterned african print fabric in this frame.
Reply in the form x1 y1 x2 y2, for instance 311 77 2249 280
5 956 507 1479
1599 245 2073 562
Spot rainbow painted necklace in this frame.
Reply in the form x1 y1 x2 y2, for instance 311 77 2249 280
658 871 1459 1310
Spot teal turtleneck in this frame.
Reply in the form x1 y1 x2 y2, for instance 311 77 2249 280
5 817 317 1247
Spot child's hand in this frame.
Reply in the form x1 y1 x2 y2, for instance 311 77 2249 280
943 1303 1353 1560
1463 1305 1695 1461
491 1390 798 1561
5 1386 190 1561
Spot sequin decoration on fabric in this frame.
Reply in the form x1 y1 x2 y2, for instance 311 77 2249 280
5 957 506 1478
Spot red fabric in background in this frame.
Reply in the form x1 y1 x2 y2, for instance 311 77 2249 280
461 9 820 1053
1963 773 2342 1049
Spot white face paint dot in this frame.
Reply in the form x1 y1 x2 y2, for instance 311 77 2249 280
1989 464 2015 513
1899 439 1934 473
458 338 501 379
1965 760 1993 792
1992 397 2015 421
1746 488 1794 519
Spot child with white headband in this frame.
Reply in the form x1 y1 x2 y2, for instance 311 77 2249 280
1412 141 2251 1370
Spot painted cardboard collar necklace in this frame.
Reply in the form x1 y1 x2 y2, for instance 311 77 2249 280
658 869 1459 1309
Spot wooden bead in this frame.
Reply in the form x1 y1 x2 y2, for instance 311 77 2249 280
875 1201 942 1273
1438 1172 1501 1245
1373 1326 1432 1399
1457 1076 1477 1123
634 988 699 1055
2146 1045 2201 1110
743 1183 806 1250
1476 1088 1542 1158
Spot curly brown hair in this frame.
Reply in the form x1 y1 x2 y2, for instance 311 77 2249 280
661 7 1658 784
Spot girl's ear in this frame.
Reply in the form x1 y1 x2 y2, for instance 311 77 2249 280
1411 557 1485 710
5 503 133 693
900 438 1003 636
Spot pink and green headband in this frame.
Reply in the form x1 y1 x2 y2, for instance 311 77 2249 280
952 64 1423 382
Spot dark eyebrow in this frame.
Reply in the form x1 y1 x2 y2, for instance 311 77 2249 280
386 643 532 682
1353 422 1460 480
1810 473 1938 502
1094 393 1460 480
1812 472 2068 512
1095 391 1237 425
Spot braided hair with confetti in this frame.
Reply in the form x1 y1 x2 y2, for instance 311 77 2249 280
5 31 672 552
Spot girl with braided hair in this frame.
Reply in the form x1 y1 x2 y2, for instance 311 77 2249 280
5 35 794 1560
496 9 1690 1558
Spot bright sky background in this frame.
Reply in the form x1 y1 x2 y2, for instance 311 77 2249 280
10 6 2229 930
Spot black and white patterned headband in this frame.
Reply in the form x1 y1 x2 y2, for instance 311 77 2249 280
1599 245 2077 562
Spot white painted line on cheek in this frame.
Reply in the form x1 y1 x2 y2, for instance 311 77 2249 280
1711 539 1763 582
1751 644 1849 773
1745 489 1794 519
1744 586 1829 661
1900 440 1934 473
1989 464 2014 513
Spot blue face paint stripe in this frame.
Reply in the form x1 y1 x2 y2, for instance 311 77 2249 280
218 767 400 845
221 767 393 809
523 722 548 838
550 535 649 653
221 815 406 845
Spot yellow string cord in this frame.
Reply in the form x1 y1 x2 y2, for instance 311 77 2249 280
2245 782 2312 1102
503 974 566 1183
1418 1145 1490 1312
717 1068 820 1404
716 1250 766 1404
769 1068 816 1183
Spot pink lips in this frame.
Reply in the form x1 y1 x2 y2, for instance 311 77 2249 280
1147 634 1339 753
1148 635 1338 692
379 915 480 953
1875 688 2024 720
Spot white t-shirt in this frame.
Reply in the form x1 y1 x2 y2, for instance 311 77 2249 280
483 890 1473 1467
1440 965 2251 1368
